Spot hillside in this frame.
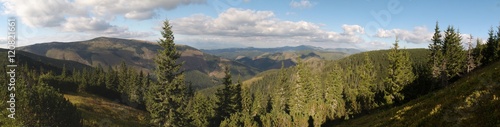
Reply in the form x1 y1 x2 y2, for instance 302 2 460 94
245 48 430 95
209 46 350 71
18 37 261 89
0 49 91 74
202 45 361 60
336 61 500 127
63 93 149 127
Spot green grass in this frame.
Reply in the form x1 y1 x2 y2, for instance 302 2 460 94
63 93 149 127
336 61 500 127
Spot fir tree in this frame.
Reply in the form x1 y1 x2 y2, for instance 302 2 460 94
443 26 465 80
357 53 377 110
429 22 445 87
289 58 309 126
473 38 485 67
146 20 191 127
483 27 498 64
214 65 242 126
384 38 416 104
325 62 345 119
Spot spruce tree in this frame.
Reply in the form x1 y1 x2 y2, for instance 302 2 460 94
483 27 497 64
289 58 308 126
429 22 444 81
214 65 243 126
357 53 377 110
325 62 345 119
384 39 415 104
473 38 485 67
146 20 190 127
271 62 289 113
443 26 465 79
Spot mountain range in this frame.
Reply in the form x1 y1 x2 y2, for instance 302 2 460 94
18 37 357 89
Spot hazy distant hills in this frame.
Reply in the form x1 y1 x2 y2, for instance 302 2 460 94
202 45 362 60
18 37 363 89
19 37 261 89
202 45 359 70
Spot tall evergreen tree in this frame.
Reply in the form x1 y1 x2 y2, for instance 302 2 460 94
325 62 345 119
271 62 289 113
384 39 416 104
214 65 243 126
289 58 309 126
443 26 465 80
429 22 444 82
118 61 129 93
473 38 485 67
357 53 377 110
483 27 498 64
146 20 191 127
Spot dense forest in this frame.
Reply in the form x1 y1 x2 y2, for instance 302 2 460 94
1 20 500 127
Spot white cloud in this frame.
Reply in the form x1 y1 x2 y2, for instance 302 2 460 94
171 8 364 48
290 0 314 9
1 0 200 44
342 24 364 35
2 0 73 27
74 0 205 20
62 17 153 38
375 26 433 44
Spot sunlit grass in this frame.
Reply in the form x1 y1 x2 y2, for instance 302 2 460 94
64 93 149 127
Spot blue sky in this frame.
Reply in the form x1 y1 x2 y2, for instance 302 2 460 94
1 0 499 50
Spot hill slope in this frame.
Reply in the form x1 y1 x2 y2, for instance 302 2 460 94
202 45 361 60
18 37 261 89
337 61 500 127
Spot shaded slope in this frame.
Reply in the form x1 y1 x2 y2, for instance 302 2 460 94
336 61 500 127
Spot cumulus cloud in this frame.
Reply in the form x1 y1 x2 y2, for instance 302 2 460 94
2 0 73 27
75 0 205 20
375 26 433 44
0 0 200 41
171 8 364 47
2 0 205 26
62 17 153 38
290 0 314 9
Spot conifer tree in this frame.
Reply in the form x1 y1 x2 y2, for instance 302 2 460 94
384 39 415 104
146 20 190 127
357 53 377 110
429 22 444 81
118 61 128 93
214 65 243 126
289 58 308 126
473 38 485 67
61 64 67 78
483 27 498 64
325 62 345 119
443 26 465 79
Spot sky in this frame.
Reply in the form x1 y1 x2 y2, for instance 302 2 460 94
0 0 499 50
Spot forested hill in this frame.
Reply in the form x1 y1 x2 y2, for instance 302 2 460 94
18 37 261 89
337 60 500 127
247 48 431 97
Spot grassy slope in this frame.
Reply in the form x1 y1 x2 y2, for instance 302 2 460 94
64 93 149 127
337 61 500 127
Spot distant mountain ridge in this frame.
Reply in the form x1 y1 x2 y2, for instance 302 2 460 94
202 45 363 60
201 45 359 71
18 37 261 89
